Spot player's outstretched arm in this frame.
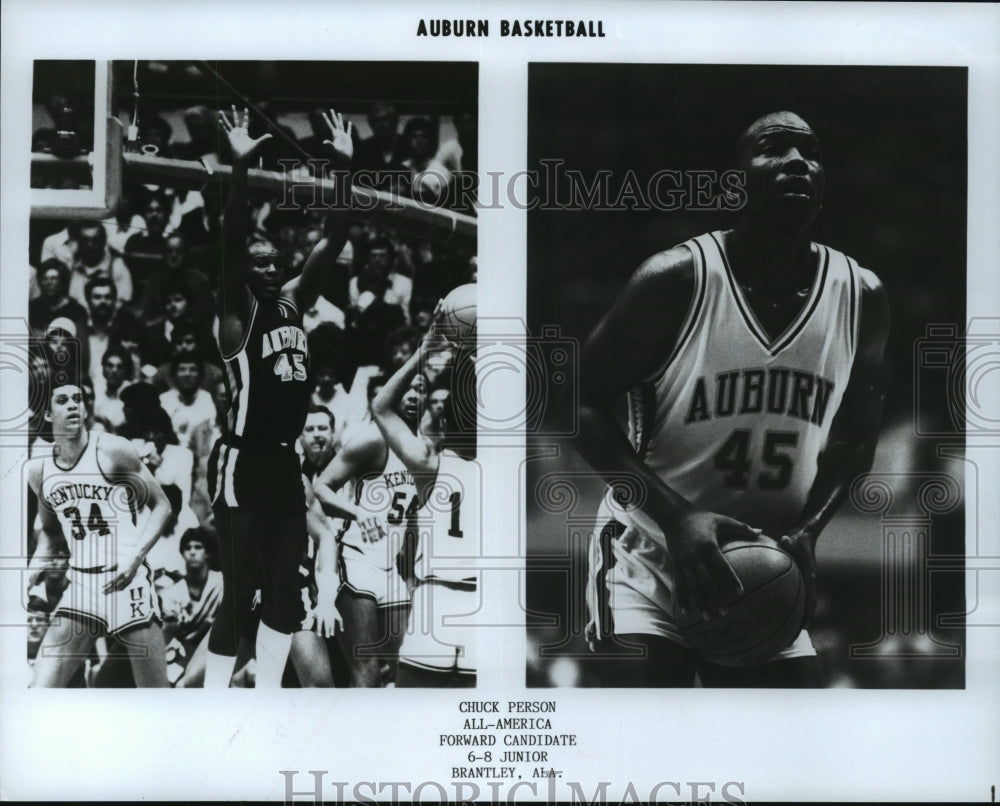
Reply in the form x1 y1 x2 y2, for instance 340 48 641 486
217 107 272 356
285 109 354 309
371 333 439 500
97 435 172 593
312 427 387 543
576 248 757 619
304 480 343 636
779 268 889 625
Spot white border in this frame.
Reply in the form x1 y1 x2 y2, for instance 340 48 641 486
2 1 998 802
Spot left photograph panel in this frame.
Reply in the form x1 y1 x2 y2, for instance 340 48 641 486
22 60 479 689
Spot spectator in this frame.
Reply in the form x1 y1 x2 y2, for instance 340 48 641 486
29 259 89 344
138 232 214 330
354 101 404 188
175 184 224 272
103 192 145 257
43 317 85 390
123 191 171 306
179 105 222 165
436 111 478 175
139 114 175 158
349 237 412 321
118 381 162 440
299 404 337 479
66 221 134 307
133 406 194 513
158 351 216 450
83 276 139 391
385 326 418 370
92 345 133 433
400 117 451 204
138 278 200 370
309 352 356 449
159 527 224 688
38 223 77 270
149 325 223 393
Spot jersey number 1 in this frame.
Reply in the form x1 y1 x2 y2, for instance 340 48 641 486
713 429 798 491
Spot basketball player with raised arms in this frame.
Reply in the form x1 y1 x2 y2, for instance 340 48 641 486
579 112 888 686
26 380 172 687
371 322 479 687
204 108 352 687
312 374 428 686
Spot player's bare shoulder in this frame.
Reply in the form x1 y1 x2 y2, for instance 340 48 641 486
25 455 46 495
94 432 144 473
630 244 697 297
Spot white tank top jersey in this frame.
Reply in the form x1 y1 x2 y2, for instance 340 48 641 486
611 231 861 539
340 442 418 557
414 450 480 585
39 433 140 572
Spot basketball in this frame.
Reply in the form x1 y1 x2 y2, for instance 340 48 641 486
678 537 805 668
437 283 477 341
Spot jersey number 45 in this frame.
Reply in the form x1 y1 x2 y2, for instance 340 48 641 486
714 429 798 492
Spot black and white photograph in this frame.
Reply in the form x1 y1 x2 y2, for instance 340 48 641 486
22 59 479 690
1 2 998 804
525 64 968 689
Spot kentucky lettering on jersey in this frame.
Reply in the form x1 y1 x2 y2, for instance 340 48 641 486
383 469 415 489
40 434 140 569
684 368 835 426
45 481 116 508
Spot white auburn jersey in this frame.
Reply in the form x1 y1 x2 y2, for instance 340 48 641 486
414 450 479 585
39 433 140 572
340 440 418 565
609 230 861 539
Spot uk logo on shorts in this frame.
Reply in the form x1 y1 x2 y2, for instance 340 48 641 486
129 586 147 619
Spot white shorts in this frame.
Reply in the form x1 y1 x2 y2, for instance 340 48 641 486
399 580 477 674
587 512 815 662
54 562 160 637
339 543 410 608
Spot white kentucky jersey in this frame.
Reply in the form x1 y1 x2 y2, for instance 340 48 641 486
341 442 418 565
39 433 140 572
414 450 480 585
616 230 861 538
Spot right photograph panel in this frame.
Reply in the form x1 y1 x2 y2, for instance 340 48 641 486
525 64 967 689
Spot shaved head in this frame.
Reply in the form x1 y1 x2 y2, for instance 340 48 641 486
737 111 817 162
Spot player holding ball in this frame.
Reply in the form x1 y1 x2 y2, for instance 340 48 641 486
579 111 889 686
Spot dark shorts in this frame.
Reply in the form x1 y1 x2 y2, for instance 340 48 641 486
208 439 305 515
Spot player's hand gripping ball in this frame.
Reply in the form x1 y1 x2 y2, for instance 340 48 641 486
435 283 477 342
677 535 806 667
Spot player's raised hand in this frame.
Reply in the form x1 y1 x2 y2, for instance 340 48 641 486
778 530 818 627
669 511 759 620
322 108 354 169
219 106 272 165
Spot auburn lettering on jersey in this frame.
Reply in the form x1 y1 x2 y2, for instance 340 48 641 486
683 368 836 426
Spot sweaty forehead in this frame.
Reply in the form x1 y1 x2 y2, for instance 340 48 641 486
738 112 817 152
